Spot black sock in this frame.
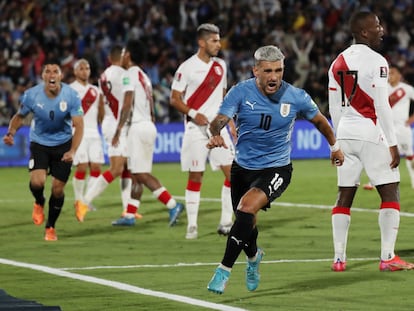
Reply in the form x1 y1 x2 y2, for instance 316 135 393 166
46 194 64 228
244 226 259 258
29 183 45 206
221 210 254 268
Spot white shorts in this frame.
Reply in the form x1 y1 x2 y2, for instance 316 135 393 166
180 122 234 172
73 136 105 165
127 121 157 174
101 118 128 158
395 125 413 157
337 139 400 187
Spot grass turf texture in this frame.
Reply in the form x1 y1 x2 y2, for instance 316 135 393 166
1 160 414 310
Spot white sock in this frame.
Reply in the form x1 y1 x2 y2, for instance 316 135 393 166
72 177 85 201
185 189 200 228
379 208 399 261
86 176 99 193
121 177 131 210
220 184 233 225
84 175 110 204
332 213 351 262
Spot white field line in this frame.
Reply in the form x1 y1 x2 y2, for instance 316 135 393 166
60 257 378 271
3 194 414 217
0 196 411 309
0 258 248 311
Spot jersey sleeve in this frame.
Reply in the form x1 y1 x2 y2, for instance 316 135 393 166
122 70 134 93
18 90 34 116
298 90 319 120
171 63 188 92
218 84 242 118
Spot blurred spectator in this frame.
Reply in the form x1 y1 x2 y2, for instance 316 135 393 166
0 0 414 125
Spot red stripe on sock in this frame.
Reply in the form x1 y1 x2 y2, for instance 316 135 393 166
223 178 231 188
187 180 201 191
121 169 131 179
158 190 172 205
74 171 86 179
406 156 414 161
90 170 101 178
126 204 137 214
332 206 351 215
102 171 114 183
380 202 400 211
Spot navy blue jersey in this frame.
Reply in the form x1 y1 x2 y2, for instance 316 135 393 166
19 83 83 146
219 79 319 169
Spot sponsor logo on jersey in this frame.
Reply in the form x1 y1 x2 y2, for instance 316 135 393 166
280 103 290 117
59 101 67 112
380 66 388 78
245 100 257 110
122 77 130 85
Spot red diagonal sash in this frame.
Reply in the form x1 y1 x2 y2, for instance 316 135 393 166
138 71 153 106
187 61 223 110
100 73 119 118
82 87 98 114
388 87 406 108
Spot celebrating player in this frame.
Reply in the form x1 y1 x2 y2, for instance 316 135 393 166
206 45 343 294
2 60 83 241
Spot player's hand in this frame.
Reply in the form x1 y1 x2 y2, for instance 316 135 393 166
111 134 119 147
389 145 400 169
192 113 209 126
61 150 75 162
207 135 228 149
331 149 344 166
2 133 14 146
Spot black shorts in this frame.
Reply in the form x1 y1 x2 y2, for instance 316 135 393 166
230 161 293 211
29 140 73 183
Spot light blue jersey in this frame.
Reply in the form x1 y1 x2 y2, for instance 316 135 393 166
19 83 83 146
219 79 319 169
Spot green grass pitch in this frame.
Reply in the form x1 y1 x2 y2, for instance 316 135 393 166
1 160 414 310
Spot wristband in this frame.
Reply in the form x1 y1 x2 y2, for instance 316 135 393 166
187 109 197 119
329 141 340 152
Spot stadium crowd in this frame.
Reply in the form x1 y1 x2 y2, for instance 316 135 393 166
0 0 413 125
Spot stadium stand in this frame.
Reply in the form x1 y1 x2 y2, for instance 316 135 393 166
0 0 413 124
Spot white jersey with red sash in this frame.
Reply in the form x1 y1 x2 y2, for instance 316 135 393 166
171 54 227 122
328 44 396 145
122 65 153 123
70 80 101 139
388 81 414 126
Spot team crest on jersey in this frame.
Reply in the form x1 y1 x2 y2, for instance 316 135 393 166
280 103 290 117
59 101 67 112
213 65 223 76
380 66 388 78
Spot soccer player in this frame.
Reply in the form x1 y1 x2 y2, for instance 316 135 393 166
363 64 414 190
328 11 414 272
70 59 105 219
109 39 184 226
74 46 135 221
206 45 344 294
170 23 235 239
2 60 84 241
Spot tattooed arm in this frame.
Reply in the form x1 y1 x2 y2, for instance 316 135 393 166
206 114 231 149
